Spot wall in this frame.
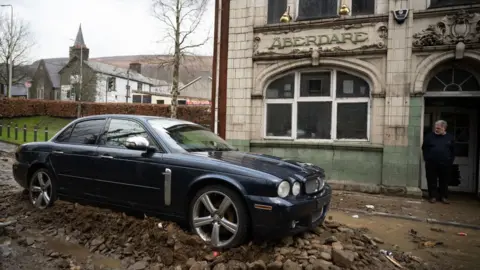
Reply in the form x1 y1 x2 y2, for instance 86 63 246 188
94 74 147 103
59 60 97 102
30 61 54 100
251 141 384 185
152 95 171 105
226 0 255 151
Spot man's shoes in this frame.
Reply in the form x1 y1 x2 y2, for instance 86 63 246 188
429 198 436 203
440 198 450 204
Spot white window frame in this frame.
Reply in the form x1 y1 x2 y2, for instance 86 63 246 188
295 0 340 21
426 0 480 9
263 69 371 142
37 87 44 100
292 0 376 20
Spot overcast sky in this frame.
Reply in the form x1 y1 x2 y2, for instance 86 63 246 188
12 0 214 63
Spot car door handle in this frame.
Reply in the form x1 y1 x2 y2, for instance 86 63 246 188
52 150 63 154
99 155 114 159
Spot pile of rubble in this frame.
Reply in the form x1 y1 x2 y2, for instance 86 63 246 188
0 153 432 270
0 189 430 270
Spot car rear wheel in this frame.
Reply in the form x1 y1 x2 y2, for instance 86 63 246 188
189 185 249 249
29 168 56 210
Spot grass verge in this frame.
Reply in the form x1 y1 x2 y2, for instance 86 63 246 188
0 116 73 144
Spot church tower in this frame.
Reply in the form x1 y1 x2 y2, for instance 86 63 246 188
69 24 89 61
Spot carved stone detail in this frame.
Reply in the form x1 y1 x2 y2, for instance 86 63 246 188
253 36 261 52
311 49 320 66
261 29 302 35
377 25 388 40
254 42 386 57
413 10 480 47
332 23 375 30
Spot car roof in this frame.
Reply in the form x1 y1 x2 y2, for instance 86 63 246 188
76 114 197 127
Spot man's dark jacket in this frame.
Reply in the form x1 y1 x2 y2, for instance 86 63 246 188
422 132 455 165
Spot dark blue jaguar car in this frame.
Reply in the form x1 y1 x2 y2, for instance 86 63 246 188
12 114 331 248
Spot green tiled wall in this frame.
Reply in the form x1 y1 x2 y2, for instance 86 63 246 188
227 139 250 152
250 142 383 185
381 97 423 187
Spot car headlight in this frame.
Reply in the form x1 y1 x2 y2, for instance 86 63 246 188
317 177 325 191
292 182 301 196
277 181 290 198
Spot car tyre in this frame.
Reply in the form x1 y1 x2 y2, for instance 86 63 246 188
189 185 249 249
28 168 57 210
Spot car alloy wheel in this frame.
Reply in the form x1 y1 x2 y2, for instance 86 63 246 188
190 186 248 249
29 169 54 210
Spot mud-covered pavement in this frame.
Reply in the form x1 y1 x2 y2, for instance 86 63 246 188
0 149 478 270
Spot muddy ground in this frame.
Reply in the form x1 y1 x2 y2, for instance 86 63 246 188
1 150 479 270
331 190 480 226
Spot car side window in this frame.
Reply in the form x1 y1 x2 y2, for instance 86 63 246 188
67 119 107 145
55 125 74 143
100 119 156 149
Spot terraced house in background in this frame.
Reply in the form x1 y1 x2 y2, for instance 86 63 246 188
217 0 480 198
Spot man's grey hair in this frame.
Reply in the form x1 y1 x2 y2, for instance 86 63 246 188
435 120 448 128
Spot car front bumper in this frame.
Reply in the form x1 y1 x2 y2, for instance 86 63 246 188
12 161 29 189
246 184 332 239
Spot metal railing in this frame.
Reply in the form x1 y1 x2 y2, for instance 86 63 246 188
0 122 49 143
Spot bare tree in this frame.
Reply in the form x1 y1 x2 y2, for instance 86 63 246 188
152 0 211 118
0 13 34 96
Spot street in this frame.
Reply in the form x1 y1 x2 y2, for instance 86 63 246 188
1 149 480 270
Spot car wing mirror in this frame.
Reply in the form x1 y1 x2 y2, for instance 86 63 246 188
125 136 150 151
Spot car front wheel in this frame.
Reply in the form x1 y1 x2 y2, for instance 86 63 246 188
189 185 249 249
29 168 56 209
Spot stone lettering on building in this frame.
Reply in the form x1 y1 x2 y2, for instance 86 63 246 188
253 23 388 56
269 32 369 50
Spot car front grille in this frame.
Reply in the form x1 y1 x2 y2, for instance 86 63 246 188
305 175 324 194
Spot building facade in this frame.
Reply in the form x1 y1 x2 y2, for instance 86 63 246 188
223 0 480 197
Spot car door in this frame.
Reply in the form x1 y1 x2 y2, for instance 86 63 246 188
92 118 167 213
49 118 107 198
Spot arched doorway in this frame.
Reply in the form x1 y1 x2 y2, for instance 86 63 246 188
421 66 480 194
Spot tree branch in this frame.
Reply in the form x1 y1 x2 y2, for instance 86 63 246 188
0 13 35 94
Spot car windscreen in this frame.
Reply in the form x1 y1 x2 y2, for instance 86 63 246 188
148 120 236 152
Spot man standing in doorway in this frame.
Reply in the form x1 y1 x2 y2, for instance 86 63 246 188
422 120 455 204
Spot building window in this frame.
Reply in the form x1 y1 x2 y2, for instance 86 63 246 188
429 0 480 8
37 87 44 100
178 100 187 105
352 0 375 15
157 100 165 104
297 0 338 21
264 70 370 140
132 94 142 103
427 68 480 92
267 0 287 24
138 82 143 91
142 95 151 103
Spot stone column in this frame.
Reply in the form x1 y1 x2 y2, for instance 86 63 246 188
225 0 254 151
381 0 420 194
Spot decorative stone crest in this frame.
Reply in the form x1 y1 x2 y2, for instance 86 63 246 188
377 25 388 40
413 10 480 47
